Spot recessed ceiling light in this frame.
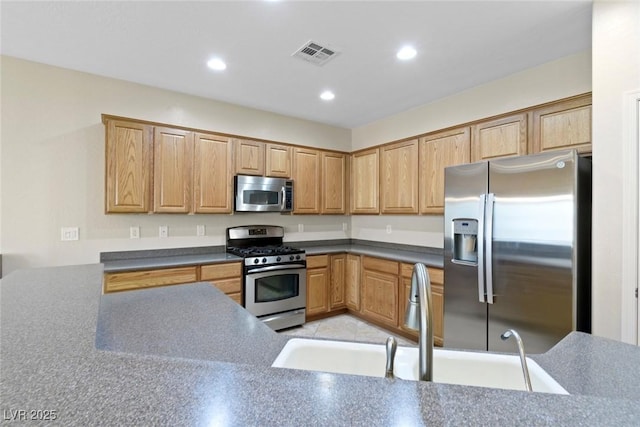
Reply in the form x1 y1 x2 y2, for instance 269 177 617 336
396 46 417 60
207 58 227 71
320 91 335 101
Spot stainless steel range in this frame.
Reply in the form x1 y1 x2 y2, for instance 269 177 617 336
226 225 306 331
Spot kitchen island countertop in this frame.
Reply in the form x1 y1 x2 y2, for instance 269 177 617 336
2 264 640 426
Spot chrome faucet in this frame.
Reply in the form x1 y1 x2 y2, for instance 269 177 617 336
403 263 433 381
385 336 397 378
500 329 533 392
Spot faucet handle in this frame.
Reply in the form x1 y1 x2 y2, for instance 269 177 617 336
385 336 397 379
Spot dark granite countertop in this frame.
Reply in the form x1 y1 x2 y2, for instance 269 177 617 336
2 264 640 425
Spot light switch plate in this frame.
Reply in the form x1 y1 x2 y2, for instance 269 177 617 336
197 225 206 236
61 227 79 241
386 225 392 234
298 224 304 233
159 226 168 238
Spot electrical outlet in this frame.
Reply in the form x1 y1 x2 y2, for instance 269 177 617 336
130 226 140 239
61 227 79 241
298 224 304 233
159 225 168 238
197 225 206 236
386 225 392 234
342 222 348 232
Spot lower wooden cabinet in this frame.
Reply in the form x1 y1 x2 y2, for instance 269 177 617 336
329 254 346 310
345 254 361 311
200 262 242 304
306 255 330 316
399 263 444 346
103 266 197 293
361 256 399 328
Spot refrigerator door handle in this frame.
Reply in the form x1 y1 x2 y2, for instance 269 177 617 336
485 193 495 304
477 195 486 303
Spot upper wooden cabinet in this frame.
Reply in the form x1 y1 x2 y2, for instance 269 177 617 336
419 127 471 214
350 148 379 214
321 151 347 214
471 113 528 162
154 127 193 213
293 147 321 214
266 143 292 178
105 120 153 213
380 139 419 214
193 133 233 213
234 139 265 176
531 94 592 154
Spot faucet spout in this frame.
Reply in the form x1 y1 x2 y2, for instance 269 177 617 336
501 329 533 392
403 263 433 381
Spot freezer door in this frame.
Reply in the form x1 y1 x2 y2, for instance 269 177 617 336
444 161 489 351
487 150 577 354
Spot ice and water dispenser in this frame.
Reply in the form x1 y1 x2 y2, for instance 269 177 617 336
452 219 478 263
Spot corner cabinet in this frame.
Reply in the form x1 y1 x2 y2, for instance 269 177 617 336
419 127 471 214
380 139 419 214
531 94 592 154
105 120 153 213
361 256 399 328
350 148 379 214
321 151 347 214
345 254 361 311
293 147 321 214
306 255 330 316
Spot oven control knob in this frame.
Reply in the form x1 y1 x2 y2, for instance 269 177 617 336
276 257 281 262
289 255 294 261
262 257 267 263
296 255 301 260
253 259 259 264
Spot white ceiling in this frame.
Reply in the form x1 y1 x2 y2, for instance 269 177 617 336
0 1 592 129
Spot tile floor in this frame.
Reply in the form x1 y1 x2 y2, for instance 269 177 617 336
278 313 417 347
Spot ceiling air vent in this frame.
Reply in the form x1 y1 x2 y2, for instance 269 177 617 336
292 40 340 66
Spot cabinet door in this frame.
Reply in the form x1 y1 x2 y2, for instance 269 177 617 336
350 148 379 214
361 269 398 328
200 262 242 303
103 266 197 293
345 254 361 311
293 147 321 214
307 267 329 316
154 127 193 213
531 94 592 154
235 139 265 176
105 120 152 213
329 254 346 310
193 133 233 213
266 143 292 178
419 127 470 214
471 113 527 162
380 139 419 214
321 151 347 214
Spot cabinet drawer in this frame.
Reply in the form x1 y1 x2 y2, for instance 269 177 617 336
307 254 329 269
400 263 414 279
210 278 242 294
104 266 197 293
362 256 398 275
227 292 242 304
200 262 242 280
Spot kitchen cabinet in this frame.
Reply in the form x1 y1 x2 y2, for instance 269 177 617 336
345 254 361 311
321 151 348 214
350 148 379 214
103 266 197 293
531 94 592 154
293 147 321 214
306 255 329 316
471 113 528 162
380 139 419 214
154 127 193 213
329 254 346 310
361 256 399 328
266 143 292 178
234 139 265 176
193 133 233 213
419 127 471 214
200 262 242 304
104 119 153 213
399 263 444 346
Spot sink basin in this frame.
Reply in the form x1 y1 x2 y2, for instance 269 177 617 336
272 338 568 394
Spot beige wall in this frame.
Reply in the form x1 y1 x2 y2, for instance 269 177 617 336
0 57 351 274
591 1 640 341
350 51 592 246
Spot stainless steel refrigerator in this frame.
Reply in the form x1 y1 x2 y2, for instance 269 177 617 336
443 149 591 354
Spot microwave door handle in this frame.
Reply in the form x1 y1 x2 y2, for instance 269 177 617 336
281 187 286 210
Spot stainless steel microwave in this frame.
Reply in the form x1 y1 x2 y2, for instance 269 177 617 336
234 175 293 212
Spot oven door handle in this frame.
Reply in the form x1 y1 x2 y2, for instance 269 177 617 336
247 264 306 274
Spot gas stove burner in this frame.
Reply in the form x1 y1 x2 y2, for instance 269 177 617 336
227 245 304 258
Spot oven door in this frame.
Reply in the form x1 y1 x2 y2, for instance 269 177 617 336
244 264 306 317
